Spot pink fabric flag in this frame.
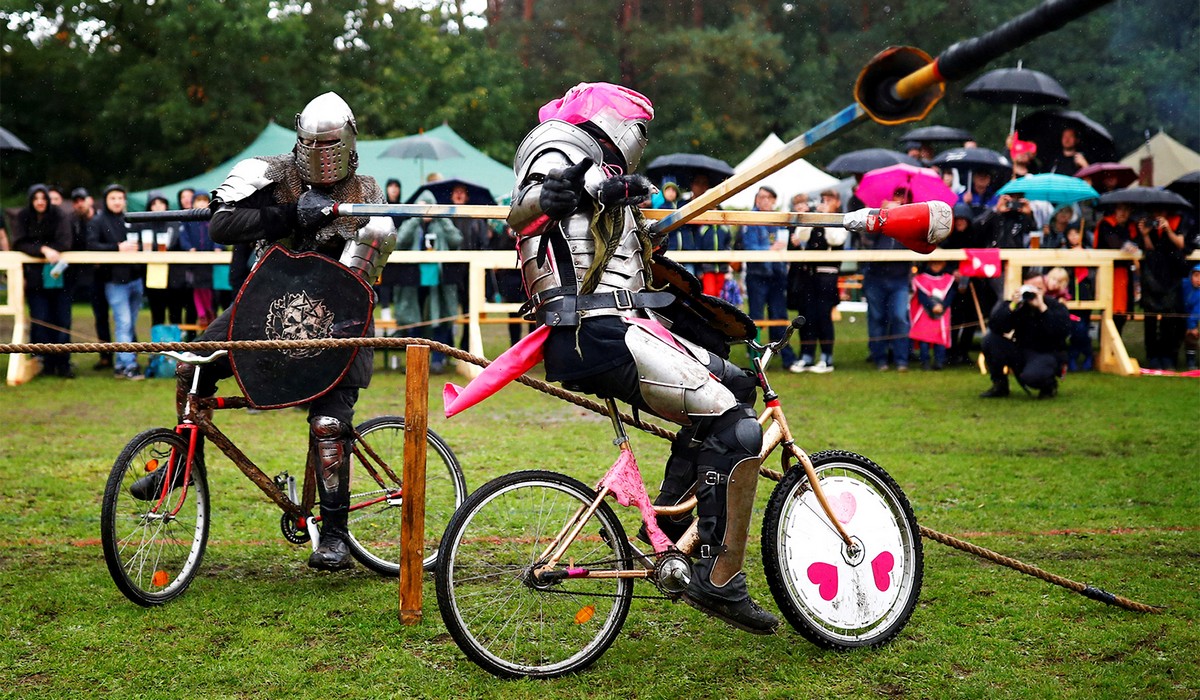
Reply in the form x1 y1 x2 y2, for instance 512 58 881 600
909 273 955 347
443 325 551 418
960 248 1002 278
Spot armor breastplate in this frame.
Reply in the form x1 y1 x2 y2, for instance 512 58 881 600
517 208 650 316
510 121 650 317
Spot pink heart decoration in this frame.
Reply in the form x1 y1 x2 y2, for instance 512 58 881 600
983 263 998 277
807 562 839 601
830 491 857 524
871 551 895 592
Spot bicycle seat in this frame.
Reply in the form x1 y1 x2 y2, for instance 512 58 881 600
160 350 228 365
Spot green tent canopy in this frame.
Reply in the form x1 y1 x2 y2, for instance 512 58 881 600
129 123 514 211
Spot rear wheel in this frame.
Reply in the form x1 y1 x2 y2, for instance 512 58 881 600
343 416 466 574
761 450 922 649
436 470 633 678
101 428 209 606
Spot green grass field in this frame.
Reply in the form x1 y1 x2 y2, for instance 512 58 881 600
0 311 1197 699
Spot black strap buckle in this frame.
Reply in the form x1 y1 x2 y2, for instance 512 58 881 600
703 471 727 486
612 288 634 310
699 544 726 559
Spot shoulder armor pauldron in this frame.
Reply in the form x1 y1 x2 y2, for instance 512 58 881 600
212 158 273 204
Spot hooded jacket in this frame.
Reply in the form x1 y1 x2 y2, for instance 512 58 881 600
11 184 72 291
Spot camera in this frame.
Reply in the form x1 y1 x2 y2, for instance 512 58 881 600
1018 284 1039 302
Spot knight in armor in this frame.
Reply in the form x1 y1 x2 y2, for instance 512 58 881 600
507 82 778 633
129 92 397 572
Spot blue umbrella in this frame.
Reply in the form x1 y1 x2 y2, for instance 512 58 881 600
995 173 1098 205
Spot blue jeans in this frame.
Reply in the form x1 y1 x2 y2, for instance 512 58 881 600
864 274 911 368
105 279 144 371
746 272 796 367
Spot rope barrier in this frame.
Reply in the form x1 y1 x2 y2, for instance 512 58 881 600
0 335 1161 613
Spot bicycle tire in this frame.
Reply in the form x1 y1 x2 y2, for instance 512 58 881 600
761 450 923 650
343 416 467 575
101 428 210 607
435 470 633 679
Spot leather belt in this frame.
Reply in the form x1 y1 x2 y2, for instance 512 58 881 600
525 288 676 327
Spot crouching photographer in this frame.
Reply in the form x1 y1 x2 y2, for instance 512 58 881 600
980 271 1071 399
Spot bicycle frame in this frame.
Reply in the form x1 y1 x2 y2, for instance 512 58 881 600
533 323 859 583
141 352 405 548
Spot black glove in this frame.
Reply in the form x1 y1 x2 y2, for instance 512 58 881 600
597 174 653 208
296 189 337 231
539 158 592 219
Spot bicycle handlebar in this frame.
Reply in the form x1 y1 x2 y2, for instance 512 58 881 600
744 316 805 369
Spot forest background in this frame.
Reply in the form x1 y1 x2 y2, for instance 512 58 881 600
1 0 1197 202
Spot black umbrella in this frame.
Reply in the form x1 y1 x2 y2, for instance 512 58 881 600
963 67 1070 107
1097 187 1193 210
899 125 974 143
1165 171 1200 211
825 148 920 175
0 126 31 152
1015 109 1117 165
930 147 1012 173
406 177 496 205
645 153 734 190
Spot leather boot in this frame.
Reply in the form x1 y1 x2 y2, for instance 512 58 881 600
130 440 199 500
683 456 779 634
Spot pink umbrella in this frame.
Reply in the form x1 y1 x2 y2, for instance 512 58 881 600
855 163 957 208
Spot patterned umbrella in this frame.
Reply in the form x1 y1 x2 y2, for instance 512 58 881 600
855 164 957 208
930 147 1011 173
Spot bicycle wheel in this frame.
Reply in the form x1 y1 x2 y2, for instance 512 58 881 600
436 470 633 679
101 428 210 607
762 450 923 649
344 416 467 575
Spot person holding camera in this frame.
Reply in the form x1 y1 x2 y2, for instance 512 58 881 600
979 270 1071 399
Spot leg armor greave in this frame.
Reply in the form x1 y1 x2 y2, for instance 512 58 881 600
310 415 351 522
694 406 764 587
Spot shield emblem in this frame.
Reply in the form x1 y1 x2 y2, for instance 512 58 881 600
228 245 373 408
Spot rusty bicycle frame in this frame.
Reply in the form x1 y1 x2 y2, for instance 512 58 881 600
144 350 408 546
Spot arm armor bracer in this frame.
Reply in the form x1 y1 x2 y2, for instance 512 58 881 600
339 216 397 282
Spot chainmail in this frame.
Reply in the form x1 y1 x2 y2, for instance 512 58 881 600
259 152 383 250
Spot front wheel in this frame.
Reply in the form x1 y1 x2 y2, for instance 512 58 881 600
343 416 467 575
435 470 633 679
761 450 923 649
101 428 210 606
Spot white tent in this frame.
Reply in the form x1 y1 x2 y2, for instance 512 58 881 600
722 133 841 210
1119 131 1200 186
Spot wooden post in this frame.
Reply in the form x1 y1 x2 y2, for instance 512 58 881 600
399 344 429 624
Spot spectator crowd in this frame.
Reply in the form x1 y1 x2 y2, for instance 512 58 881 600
3 123 1197 387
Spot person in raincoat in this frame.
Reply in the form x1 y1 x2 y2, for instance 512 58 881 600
395 190 462 372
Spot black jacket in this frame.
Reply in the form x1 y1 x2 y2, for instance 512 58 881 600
11 202 71 292
87 208 144 284
988 295 1070 354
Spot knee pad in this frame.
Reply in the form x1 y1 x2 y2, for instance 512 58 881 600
706 405 763 460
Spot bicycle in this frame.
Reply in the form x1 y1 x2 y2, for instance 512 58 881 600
434 319 923 678
100 349 467 607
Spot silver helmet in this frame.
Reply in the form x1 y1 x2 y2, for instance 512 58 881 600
587 107 650 173
294 92 357 185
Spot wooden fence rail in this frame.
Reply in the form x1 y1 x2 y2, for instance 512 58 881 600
3 247 1186 385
